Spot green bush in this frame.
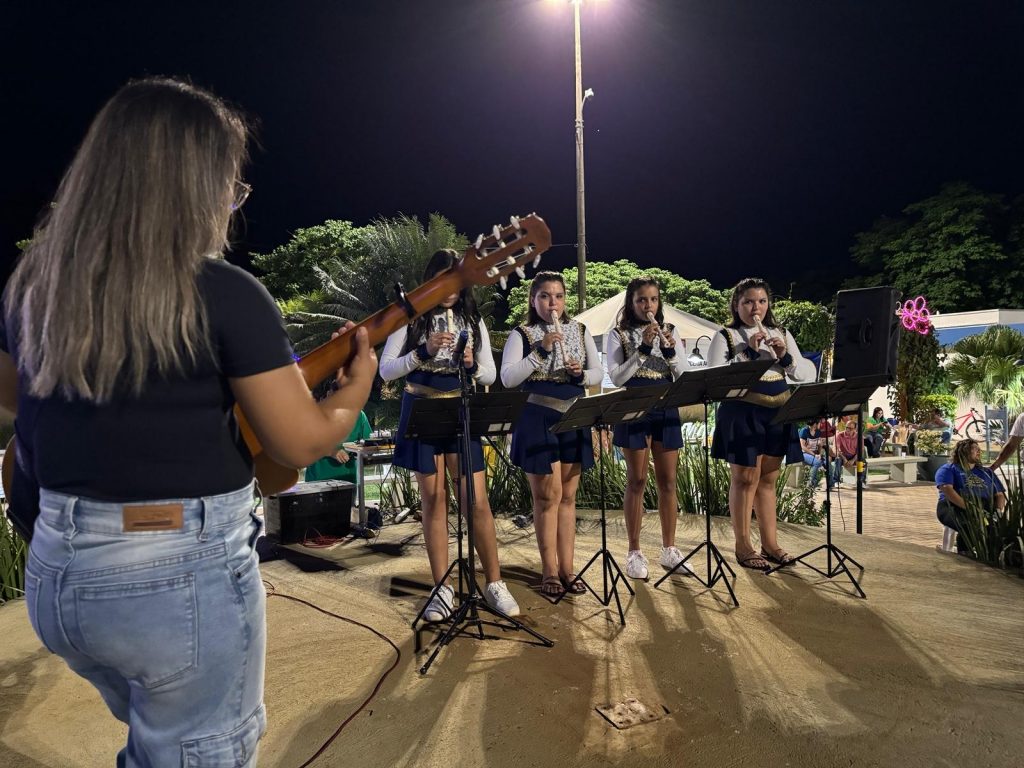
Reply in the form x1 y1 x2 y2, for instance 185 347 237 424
957 469 1023 573
914 429 946 456
912 393 957 423
0 508 27 603
775 473 826 526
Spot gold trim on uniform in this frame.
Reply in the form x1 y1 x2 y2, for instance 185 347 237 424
527 393 578 412
404 382 461 399
419 358 462 374
632 367 670 380
527 371 574 383
741 390 792 407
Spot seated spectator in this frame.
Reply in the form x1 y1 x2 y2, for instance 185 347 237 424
799 420 832 489
864 407 891 457
305 410 372 483
935 438 1006 554
919 407 952 444
832 416 868 487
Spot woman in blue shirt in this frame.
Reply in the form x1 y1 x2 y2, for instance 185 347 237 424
935 439 1005 553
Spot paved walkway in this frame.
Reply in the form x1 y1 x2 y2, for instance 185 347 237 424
816 479 945 549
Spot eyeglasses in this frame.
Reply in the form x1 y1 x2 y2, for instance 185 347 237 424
231 181 252 211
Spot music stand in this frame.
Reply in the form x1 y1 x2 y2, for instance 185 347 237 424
551 386 669 625
405 389 553 674
767 379 877 598
652 359 774 606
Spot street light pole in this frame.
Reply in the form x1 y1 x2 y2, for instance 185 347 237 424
573 0 588 311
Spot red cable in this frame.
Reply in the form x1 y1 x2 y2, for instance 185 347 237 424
262 580 402 767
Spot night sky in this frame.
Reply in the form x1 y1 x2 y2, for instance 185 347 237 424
3 0 1022 301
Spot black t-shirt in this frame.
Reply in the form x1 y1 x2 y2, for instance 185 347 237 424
0 258 295 501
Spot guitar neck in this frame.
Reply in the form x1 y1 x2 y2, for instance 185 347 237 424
297 272 464 387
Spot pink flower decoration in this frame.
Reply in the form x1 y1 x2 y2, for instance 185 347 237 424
896 295 931 335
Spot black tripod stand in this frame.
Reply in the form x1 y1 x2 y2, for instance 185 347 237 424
653 359 774 606
553 387 669 625
406 389 553 673
765 379 877 599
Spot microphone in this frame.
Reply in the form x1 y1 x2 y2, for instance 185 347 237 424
452 329 470 363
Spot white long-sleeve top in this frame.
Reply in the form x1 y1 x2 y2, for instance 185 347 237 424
500 323 602 388
706 325 816 383
605 325 689 386
379 319 496 386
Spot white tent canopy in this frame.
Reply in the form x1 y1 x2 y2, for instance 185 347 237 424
574 291 720 392
575 291 720 353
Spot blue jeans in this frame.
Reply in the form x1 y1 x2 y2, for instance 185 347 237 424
833 456 866 484
25 483 266 767
802 453 827 487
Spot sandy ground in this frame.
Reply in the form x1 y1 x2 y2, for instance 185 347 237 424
1 511 1021 768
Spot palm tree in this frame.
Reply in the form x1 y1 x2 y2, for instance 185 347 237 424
946 325 1024 409
281 213 471 354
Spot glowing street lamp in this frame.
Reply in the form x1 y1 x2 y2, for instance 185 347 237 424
572 0 592 311
550 0 599 311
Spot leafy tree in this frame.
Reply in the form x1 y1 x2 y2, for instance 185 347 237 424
281 213 469 354
251 219 363 300
502 259 729 328
945 325 1024 409
888 325 947 420
772 299 834 353
848 183 1024 312
911 393 958 423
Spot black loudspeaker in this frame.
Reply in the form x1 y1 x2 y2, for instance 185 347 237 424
832 287 901 385
264 480 354 544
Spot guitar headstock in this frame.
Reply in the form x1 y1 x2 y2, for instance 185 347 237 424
456 214 552 290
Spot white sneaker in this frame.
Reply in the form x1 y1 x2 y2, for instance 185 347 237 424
484 580 521 617
423 583 454 623
659 545 695 575
625 550 649 580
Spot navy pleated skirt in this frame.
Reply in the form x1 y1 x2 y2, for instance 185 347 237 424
393 373 485 475
509 383 594 475
612 380 683 450
711 399 802 468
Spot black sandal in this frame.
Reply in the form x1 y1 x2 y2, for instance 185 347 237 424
539 576 564 597
560 573 586 595
760 549 794 566
736 552 771 572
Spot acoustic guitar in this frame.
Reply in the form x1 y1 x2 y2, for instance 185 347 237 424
2 214 551 535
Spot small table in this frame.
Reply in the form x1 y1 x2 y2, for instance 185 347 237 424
342 442 395 525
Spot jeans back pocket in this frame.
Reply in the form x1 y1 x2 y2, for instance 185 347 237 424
74 573 198 689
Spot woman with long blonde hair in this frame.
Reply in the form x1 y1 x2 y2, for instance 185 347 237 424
0 77 376 765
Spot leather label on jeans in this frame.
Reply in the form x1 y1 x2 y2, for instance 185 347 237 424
122 504 184 532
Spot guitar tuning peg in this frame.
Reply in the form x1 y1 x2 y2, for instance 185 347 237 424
505 256 516 266
510 215 520 230
492 224 502 240
515 266 525 279
474 234 484 249
532 253 542 269
485 267 499 278
499 276 508 290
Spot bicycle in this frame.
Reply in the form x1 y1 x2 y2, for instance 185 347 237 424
952 407 1004 445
